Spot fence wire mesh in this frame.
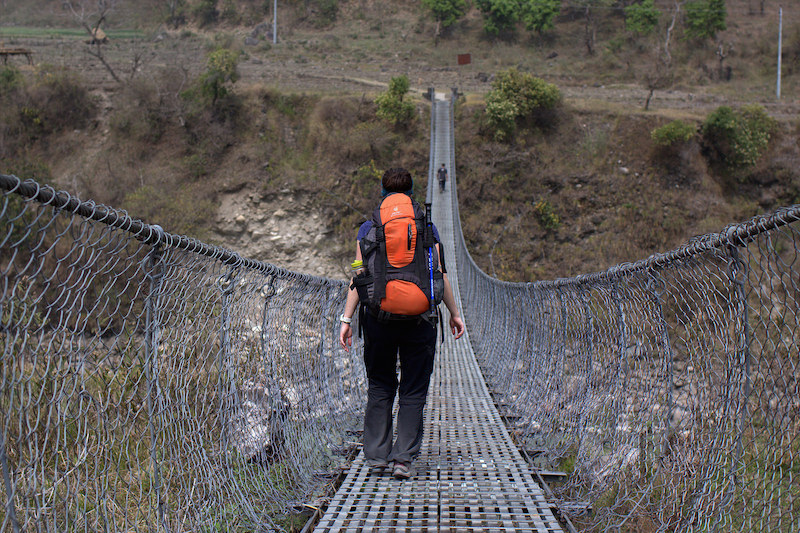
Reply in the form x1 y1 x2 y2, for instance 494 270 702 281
4 113 800 532
446 97 799 530
0 174 365 532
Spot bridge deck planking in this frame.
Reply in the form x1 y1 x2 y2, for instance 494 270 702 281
314 98 562 532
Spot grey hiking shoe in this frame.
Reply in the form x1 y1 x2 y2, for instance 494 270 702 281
365 458 390 472
392 461 413 480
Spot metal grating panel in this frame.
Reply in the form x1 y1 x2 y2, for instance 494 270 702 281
315 97 562 532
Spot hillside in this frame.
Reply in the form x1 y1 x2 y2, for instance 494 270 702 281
1 0 799 281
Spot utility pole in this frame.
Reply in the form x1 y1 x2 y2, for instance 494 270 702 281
777 6 782 99
273 0 277 44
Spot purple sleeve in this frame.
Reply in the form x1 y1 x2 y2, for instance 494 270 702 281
357 221 372 241
432 223 441 244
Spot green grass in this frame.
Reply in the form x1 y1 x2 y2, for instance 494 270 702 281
0 27 146 39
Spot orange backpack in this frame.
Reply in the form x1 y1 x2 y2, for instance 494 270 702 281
352 193 444 319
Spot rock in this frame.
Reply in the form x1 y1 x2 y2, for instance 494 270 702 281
244 36 260 46
227 379 290 463
252 22 269 37
670 405 689 428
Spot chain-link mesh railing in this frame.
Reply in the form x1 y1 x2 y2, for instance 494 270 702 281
0 174 366 532
5 94 800 533
446 93 799 530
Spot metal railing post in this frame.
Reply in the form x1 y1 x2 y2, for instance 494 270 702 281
725 245 752 514
144 225 170 532
577 285 594 455
611 278 630 435
645 271 675 460
0 426 20 533
217 263 239 454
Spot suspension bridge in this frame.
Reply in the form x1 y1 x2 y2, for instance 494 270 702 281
1 90 798 532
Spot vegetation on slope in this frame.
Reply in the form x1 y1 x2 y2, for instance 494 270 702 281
0 0 798 282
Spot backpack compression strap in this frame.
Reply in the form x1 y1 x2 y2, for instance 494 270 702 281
372 222 387 301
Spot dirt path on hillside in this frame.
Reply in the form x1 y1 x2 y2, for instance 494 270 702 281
9 33 798 120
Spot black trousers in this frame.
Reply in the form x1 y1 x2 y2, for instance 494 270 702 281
362 312 436 464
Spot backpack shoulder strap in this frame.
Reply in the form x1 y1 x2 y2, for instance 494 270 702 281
370 198 388 301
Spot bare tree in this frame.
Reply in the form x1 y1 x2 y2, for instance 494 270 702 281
642 1 684 110
165 0 186 29
62 0 122 83
716 41 733 81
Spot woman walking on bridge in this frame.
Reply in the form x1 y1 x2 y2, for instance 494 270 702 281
339 167 465 480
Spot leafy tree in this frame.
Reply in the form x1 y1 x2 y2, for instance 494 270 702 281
197 48 240 105
625 0 660 36
376 75 415 126
165 0 186 28
476 0 521 37
422 0 468 43
571 0 616 55
685 0 727 40
521 0 561 35
485 68 561 141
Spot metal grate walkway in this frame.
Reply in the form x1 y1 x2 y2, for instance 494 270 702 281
314 97 562 532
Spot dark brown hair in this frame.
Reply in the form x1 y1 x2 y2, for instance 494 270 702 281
381 167 413 193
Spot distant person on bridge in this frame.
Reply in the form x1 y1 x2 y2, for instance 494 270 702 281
437 163 448 192
339 167 465 480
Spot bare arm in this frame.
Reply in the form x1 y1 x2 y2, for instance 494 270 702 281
339 243 363 351
438 244 465 339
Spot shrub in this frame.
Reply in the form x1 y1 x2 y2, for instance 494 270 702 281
533 200 560 230
110 79 171 144
313 0 339 28
17 66 95 138
375 75 415 127
702 105 776 170
484 94 517 141
181 48 241 109
192 0 219 27
651 120 696 147
122 184 215 236
0 66 23 95
3 157 53 183
220 0 241 24
484 68 561 141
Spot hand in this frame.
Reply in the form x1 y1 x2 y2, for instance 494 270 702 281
339 322 353 351
449 315 465 340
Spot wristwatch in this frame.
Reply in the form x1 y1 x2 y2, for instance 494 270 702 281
340 314 352 324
